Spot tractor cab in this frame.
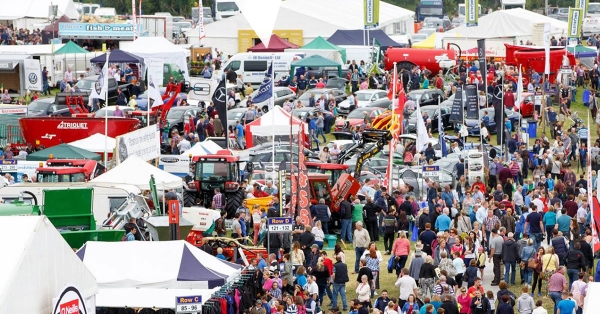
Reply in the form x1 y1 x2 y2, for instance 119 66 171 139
306 162 349 186
128 110 159 126
36 158 104 182
185 150 248 214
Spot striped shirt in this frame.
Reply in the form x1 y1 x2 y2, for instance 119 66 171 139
212 193 224 209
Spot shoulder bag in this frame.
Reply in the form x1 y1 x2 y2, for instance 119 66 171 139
527 251 539 269
539 255 552 280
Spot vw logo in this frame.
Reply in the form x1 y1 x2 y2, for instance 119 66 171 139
28 73 38 84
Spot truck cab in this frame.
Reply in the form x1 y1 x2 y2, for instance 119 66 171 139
501 0 525 10
212 0 240 20
416 0 445 22
36 159 104 183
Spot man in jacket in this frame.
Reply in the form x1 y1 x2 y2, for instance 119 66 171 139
332 255 350 311
313 198 331 235
550 229 568 265
373 290 390 313
470 290 491 314
363 197 383 241
299 225 315 267
516 286 535 314
339 196 353 242
502 232 519 285
353 221 371 272
565 241 586 289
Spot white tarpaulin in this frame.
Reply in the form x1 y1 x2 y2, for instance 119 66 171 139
77 240 243 289
246 106 308 136
120 37 189 81
0 216 97 314
115 124 161 164
68 133 116 153
96 288 217 309
91 155 183 189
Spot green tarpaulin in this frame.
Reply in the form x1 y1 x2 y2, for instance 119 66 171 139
302 36 347 63
55 41 88 55
26 144 101 161
290 55 342 78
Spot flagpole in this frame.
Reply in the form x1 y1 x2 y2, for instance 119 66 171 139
270 56 275 176
147 71 150 127
104 51 110 166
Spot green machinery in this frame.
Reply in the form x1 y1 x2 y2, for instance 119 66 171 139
0 188 124 249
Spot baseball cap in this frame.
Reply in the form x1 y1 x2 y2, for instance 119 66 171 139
311 244 319 249
256 299 262 304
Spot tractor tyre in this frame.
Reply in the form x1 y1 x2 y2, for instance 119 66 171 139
183 191 198 207
225 189 244 218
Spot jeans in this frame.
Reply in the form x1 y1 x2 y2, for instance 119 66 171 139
332 283 347 310
378 212 385 236
317 283 327 305
162 132 169 143
567 268 580 289
321 221 329 235
355 247 366 272
514 205 522 216
340 219 353 242
549 291 562 314
237 137 245 149
316 127 327 143
396 255 408 276
530 232 541 250
532 271 542 294
504 261 516 284
522 268 532 285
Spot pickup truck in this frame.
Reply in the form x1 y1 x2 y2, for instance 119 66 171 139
74 75 132 104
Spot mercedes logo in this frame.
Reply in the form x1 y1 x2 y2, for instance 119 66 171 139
214 86 226 103
494 86 503 99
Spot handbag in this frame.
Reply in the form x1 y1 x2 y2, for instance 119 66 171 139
527 253 539 269
539 255 553 280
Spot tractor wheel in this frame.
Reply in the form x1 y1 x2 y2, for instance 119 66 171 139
183 191 197 207
225 189 244 218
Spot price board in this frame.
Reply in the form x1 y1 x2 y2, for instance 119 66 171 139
268 217 293 233
176 295 202 314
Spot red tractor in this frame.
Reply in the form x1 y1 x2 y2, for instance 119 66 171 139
35 159 105 182
183 150 250 217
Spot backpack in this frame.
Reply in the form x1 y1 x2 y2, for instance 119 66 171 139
121 234 128 241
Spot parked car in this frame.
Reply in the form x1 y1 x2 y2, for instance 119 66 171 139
463 107 522 136
238 86 296 112
166 106 201 134
513 92 535 117
334 107 383 131
227 108 248 128
249 149 318 171
405 102 453 133
74 75 131 104
582 16 600 38
291 107 335 122
423 17 450 30
26 98 65 116
297 88 347 105
337 89 391 115
407 89 445 107
418 28 436 36
451 16 465 28
325 78 348 92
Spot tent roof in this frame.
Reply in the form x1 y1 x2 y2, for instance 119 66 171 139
90 154 182 189
303 36 346 63
328 29 403 47
43 14 72 33
54 40 88 54
68 133 116 153
120 37 188 56
0 0 79 19
248 34 300 52
90 49 143 64
445 8 567 39
77 240 242 289
26 143 101 161
246 106 308 135
96 288 218 309
292 54 342 68
181 140 221 156
0 216 97 313
568 45 597 57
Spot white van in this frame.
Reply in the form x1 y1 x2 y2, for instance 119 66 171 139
222 52 304 87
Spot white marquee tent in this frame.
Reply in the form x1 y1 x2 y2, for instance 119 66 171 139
77 240 243 290
95 287 218 309
0 216 97 314
91 154 183 189
68 133 116 153
192 0 414 53
445 8 567 40
120 37 190 81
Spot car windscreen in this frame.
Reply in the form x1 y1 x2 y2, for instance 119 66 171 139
228 110 245 121
27 100 51 114
356 93 372 101
167 109 185 119
75 79 95 90
410 107 436 119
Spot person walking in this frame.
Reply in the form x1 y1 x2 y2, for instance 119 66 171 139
501 232 519 285
353 222 371 273
332 255 349 311
488 229 504 286
419 256 437 298
548 267 568 314
392 231 411 275
339 196 353 242
516 286 535 314
394 268 418 310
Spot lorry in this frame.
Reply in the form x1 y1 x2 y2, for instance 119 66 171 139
383 47 457 74
222 52 305 87
415 0 445 22
191 5 214 24
211 0 241 20
137 15 174 42
501 0 526 10
35 159 105 183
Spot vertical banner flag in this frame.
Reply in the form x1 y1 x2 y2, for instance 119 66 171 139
23 59 42 91
477 39 487 92
90 61 108 100
198 0 206 39
438 98 448 157
364 0 380 29
449 86 464 123
297 134 313 226
415 101 429 153
515 66 524 107
543 23 551 75
465 84 479 119
132 0 137 39
576 0 589 16
212 77 228 148
372 38 382 64
466 0 479 26
567 8 583 38
148 71 164 108
252 60 274 104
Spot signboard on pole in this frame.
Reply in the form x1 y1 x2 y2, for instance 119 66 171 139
115 124 160 164
145 58 165 87
422 165 440 180
576 0 589 17
176 295 202 314
466 0 479 26
24 59 42 91
268 217 293 233
363 0 380 29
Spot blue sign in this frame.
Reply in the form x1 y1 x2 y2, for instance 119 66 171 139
58 23 142 38
0 159 17 172
176 295 202 314
268 217 293 233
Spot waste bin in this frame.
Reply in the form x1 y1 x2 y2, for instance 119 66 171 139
324 235 337 250
527 120 537 139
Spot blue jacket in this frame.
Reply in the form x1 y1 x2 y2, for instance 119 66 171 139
309 119 317 131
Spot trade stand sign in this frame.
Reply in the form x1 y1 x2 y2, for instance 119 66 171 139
176 295 202 314
58 23 143 39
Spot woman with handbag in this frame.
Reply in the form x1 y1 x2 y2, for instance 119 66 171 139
520 239 536 285
531 247 545 297
541 246 559 297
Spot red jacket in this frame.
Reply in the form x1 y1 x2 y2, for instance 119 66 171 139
323 257 333 275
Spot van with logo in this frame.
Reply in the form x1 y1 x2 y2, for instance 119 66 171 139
222 52 304 87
